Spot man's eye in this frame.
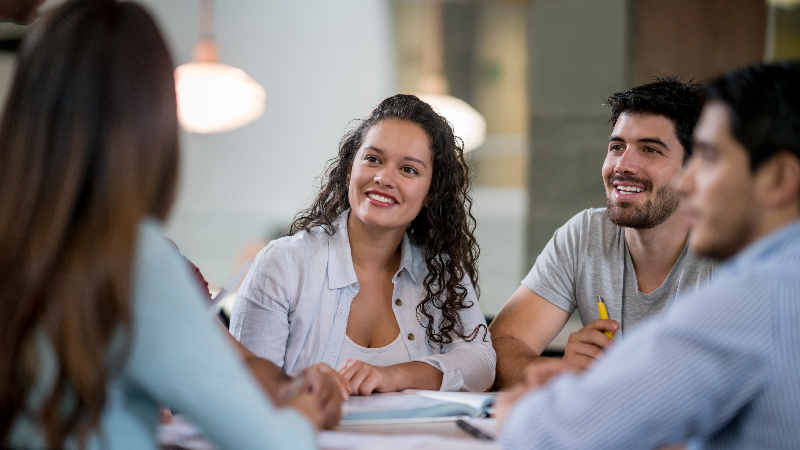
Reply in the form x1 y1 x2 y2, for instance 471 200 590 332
701 148 717 162
609 144 623 152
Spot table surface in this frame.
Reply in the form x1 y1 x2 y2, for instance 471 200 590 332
337 418 482 438
327 417 501 449
159 414 501 450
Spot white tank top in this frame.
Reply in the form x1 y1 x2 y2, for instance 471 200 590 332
335 333 413 369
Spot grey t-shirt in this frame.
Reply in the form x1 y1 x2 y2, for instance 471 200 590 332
522 208 718 336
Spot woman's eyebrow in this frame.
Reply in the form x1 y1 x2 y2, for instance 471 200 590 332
366 146 429 169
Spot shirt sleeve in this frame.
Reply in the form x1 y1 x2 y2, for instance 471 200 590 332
501 268 773 449
126 220 315 450
414 276 497 392
520 211 586 313
228 242 293 368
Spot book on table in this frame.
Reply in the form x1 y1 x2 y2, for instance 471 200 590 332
341 389 496 422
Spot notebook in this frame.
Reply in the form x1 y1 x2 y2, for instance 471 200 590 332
341 390 496 423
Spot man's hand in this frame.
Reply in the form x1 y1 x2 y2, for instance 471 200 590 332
494 384 528 428
496 360 576 429
523 359 574 388
489 286 573 388
562 319 618 371
282 363 347 430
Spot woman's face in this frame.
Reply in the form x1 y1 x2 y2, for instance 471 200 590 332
348 119 433 233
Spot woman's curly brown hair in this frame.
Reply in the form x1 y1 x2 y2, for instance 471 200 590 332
290 94 486 345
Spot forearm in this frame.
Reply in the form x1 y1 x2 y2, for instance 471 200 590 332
223 326 292 403
243 355 293 403
493 334 557 389
384 361 444 391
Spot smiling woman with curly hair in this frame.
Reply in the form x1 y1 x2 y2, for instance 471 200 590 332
230 94 495 394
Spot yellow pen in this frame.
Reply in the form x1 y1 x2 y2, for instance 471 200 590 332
597 296 614 339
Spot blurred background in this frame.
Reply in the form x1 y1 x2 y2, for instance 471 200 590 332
0 0 798 322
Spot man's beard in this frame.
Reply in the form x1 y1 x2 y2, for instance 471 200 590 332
606 176 680 229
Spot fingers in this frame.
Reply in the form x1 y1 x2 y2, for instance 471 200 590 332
290 364 345 430
302 363 350 400
523 360 573 388
311 375 343 430
494 384 528 429
337 359 386 396
581 319 619 346
285 391 326 430
561 319 619 371
160 408 173 424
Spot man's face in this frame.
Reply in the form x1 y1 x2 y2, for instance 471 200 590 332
677 102 759 260
601 113 685 229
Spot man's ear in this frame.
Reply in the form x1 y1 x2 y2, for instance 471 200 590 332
755 152 800 210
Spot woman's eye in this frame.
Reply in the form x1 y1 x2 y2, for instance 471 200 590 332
402 166 418 175
365 155 379 163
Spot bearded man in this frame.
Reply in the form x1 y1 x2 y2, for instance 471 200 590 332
490 79 718 387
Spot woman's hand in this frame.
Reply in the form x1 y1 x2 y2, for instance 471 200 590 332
293 362 350 403
337 359 395 395
337 360 444 395
282 363 348 430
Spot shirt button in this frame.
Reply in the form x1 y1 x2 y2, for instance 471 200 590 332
407 333 415 341
395 299 402 306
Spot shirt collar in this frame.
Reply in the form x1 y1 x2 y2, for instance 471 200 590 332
327 211 358 290
725 218 800 270
326 209 426 289
399 230 425 284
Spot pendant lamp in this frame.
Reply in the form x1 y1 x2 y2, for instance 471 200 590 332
175 0 265 134
417 0 486 152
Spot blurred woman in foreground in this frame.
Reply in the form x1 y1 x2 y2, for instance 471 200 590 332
0 1 329 448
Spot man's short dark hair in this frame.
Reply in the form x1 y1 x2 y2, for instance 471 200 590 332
606 78 702 161
704 62 800 172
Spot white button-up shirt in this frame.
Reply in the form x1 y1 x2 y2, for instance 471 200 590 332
230 211 495 392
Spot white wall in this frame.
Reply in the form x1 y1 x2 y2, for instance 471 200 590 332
139 1 396 285
0 1 523 316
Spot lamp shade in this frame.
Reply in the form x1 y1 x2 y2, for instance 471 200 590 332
175 62 266 134
417 93 487 151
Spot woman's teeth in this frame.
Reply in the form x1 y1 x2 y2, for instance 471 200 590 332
368 193 396 204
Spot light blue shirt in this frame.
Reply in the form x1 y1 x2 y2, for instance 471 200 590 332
9 219 315 450
501 219 800 449
230 210 496 392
